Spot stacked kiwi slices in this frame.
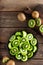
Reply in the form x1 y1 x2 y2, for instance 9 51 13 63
8 31 38 62
28 11 43 35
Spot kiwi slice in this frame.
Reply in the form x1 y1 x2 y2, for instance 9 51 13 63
10 47 18 55
39 25 43 33
35 18 41 26
20 48 27 55
33 46 37 53
15 32 22 36
21 55 28 62
28 19 36 28
27 33 33 40
28 52 33 58
28 45 33 51
9 35 16 42
22 42 30 50
8 42 12 49
22 31 27 37
15 53 21 60
31 38 37 46
2 57 9 63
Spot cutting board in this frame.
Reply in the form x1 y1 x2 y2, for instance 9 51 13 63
0 4 43 65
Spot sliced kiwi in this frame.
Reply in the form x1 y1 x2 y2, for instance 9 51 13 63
39 25 43 33
31 38 37 46
28 19 36 28
2 56 9 63
22 31 27 37
28 52 33 58
20 48 27 55
15 53 21 60
35 18 41 26
22 42 30 50
10 47 18 55
8 42 12 49
21 55 28 62
9 35 16 42
27 33 33 40
15 32 22 37
33 46 37 53
28 45 33 51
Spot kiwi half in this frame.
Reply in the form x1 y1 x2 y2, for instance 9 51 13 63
28 19 36 28
35 18 41 26
39 25 43 33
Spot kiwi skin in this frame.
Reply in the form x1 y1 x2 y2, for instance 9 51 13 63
17 13 26 22
6 60 15 65
32 11 39 18
35 18 41 27
39 25 43 35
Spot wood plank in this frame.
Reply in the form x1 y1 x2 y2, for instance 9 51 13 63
0 59 43 65
0 43 43 59
0 12 28 28
0 0 43 11
12 60 43 65
0 28 43 43
14 60 43 65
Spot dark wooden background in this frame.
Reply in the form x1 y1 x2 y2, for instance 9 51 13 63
0 0 43 65
0 0 43 11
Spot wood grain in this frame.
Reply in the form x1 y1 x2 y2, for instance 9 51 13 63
0 12 28 28
0 28 43 43
0 0 43 11
0 60 43 65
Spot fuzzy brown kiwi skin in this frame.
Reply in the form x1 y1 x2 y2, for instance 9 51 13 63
17 13 26 22
6 60 15 65
32 11 39 18
39 18 43 35
40 19 43 35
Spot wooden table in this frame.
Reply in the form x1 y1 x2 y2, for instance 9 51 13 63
0 0 43 11
0 0 43 65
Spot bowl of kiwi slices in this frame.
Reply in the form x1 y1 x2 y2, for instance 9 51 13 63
8 31 38 62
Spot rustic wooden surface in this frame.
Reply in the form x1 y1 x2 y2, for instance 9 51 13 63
0 0 43 11
0 1 43 65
